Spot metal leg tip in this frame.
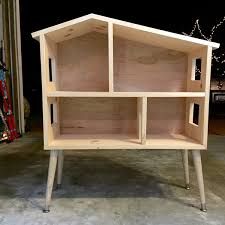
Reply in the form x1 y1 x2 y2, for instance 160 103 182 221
43 208 50 213
185 184 190 190
200 204 207 212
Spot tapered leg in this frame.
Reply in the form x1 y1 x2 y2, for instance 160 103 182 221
43 150 58 213
57 150 64 189
181 150 190 190
192 150 207 212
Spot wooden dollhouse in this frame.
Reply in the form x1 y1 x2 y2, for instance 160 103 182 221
31 14 220 212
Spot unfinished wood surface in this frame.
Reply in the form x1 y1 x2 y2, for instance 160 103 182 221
44 150 58 212
45 18 108 43
201 47 213 147
57 150 64 186
45 36 58 91
147 98 186 135
34 14 216 152
192 150 206 210
181 150 190 188
45 133 205 150
32 14 220 51
114 37 188 92
137 98 142 139
108 23 114 92
47 92 206 97
40 35 49 146
141 97 147 144
187 48 204 92
59 97 137 135
137 97 147 144
57 32 109 92
185 97 204 144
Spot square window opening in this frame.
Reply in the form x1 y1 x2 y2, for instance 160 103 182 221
192 58 201 81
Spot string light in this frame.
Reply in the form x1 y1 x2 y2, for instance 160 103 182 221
183 16 225 77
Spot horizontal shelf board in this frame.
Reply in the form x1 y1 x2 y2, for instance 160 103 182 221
47 91 206 98
146 134 204 149
45 134 205 150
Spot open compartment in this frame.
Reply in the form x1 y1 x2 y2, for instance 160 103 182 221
146 97 205 149
45 19 109 92
113 25 188 92
47 97 141 149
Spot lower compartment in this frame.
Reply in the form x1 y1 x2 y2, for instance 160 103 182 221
47 133 204 150
46 96 205 150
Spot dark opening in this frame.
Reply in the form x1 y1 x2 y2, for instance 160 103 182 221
50 104 54 124
193 103 199 125
195 58 201 80
49 58 53 81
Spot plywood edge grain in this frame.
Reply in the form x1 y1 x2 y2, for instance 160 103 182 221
43 133 205 150
31 14 220 50
47 91 206 98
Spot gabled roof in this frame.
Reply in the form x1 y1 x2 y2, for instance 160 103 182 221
31 13 220 52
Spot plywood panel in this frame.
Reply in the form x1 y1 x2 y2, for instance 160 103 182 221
57 32 109 91
114 37 188 92
46 134 204 150
147 98 186 134
45 18 108 43
59 97 137 134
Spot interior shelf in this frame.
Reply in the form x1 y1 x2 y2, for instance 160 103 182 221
48 134 140 149
48 97 140 148
146 97 204 149
47 91 205 98
47 133 204 150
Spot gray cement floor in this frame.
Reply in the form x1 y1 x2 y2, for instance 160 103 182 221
0 132 225 225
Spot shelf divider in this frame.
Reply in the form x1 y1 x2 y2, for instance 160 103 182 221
137 97 147 144
108 22 114 92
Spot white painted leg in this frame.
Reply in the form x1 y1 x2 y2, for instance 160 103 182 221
192 150 207 212
181 150 190 190
57 150 64 189
43 150 58 213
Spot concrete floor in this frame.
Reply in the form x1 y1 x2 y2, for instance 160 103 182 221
0 132 225 225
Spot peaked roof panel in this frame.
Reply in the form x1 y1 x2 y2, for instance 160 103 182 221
31 14 220 52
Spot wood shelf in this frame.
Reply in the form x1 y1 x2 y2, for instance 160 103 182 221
47 91 206 98
46 133 204 150
32 14 219 212
33 16 214 151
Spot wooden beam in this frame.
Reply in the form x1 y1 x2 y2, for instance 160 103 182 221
137 97 147 144
201 46 212 147
40 35 49 146
108 22 113 92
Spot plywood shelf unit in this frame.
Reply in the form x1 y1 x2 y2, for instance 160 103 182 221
32 14 219 151
31 14 221 212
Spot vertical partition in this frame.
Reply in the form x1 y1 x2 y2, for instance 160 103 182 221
108 22 114 92
137 97 147 144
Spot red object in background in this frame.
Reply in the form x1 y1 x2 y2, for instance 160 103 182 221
0 66 20 141
0 74 20 142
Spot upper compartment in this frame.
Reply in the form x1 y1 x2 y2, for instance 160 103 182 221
113 24 212 92
32 14 220 94
45 19 109 92
113 24 188 92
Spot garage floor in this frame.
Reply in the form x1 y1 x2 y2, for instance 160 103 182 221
0 132 225 225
